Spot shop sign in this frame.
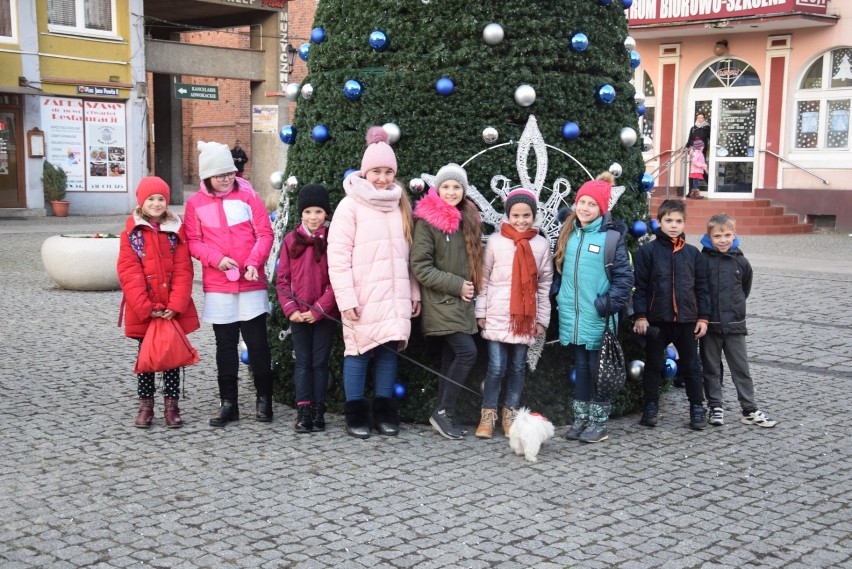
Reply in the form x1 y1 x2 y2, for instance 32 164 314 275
77 86 120 97
175 83 219 101
209 0 288 10
628 0 828 25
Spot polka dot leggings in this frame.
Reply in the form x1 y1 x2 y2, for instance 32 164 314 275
137 369 181 398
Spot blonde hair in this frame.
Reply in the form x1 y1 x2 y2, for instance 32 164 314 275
707 213 736 233
134 205 176 224
398 188 414 246
554 171 613 272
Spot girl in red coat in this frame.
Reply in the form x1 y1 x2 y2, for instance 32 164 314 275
276 184 339 433
117 176 200 429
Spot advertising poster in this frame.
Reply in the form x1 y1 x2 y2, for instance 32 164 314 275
252 105 279 134
84 101 127 192
40 97 86 191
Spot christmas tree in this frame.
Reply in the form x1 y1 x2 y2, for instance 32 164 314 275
268 0 649 423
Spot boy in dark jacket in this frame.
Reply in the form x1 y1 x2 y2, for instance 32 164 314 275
633 200 711 430
700 214 777 428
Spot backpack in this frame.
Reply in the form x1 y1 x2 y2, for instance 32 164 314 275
603 229 634 318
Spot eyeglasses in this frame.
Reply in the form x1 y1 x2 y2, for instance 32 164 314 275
214 172 236 182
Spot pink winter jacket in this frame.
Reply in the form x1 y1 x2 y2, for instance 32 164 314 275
475 222 554 346
328 174 420 356
184 177 273 293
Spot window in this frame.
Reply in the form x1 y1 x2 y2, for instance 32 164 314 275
48 0 116 37
694 59 761 89
794 49 852 150
0 0 17 43
638 70 656 152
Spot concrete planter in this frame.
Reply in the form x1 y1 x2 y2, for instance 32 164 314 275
41 234 120 291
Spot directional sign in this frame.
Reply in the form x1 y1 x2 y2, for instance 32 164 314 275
175 83 219 101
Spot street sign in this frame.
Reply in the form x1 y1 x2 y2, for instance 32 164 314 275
174 83 219 101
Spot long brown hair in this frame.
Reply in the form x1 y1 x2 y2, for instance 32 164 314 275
398 188 413 246
461 199 484 292
554 171 614 273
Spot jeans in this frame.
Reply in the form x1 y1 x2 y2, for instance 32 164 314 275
342 341 398 401
435 333 477 415
290 319 336 404
213 313 272 400
642 321 704 406
572 344 601 403
481 341 528 409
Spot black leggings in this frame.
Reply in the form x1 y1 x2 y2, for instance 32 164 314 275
435 333 477 415
212 313 272 400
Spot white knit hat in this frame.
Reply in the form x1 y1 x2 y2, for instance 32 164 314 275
197 140 237 180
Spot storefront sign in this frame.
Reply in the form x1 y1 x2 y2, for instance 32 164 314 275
175 83 219 101
40 97 127 193
77 86 120 97
208 0 287 10
628 0 828 25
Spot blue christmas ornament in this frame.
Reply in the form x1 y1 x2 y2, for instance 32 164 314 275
298 43 310 62
631 220 647 237
622 0 634 8
664 358 678 378
393 383 406 399
240 350 250 365
637 103 646 116
279 125 296 145
641 173 655 192
630 50 641 69
343 80 362 100
569 368 577 385
562 121 580 140
666 346 677 360
599 0 613 5
343 168 357 182
598 84 616 104
435 77 455 96
270 210 277 222
311 125 329 143
311 27 326 44
650 219 660 232
369 30 388 51
571 33 589 52
275 259 279 274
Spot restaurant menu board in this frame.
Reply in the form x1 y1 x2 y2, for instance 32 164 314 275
715 99 757 158
40 97 127 192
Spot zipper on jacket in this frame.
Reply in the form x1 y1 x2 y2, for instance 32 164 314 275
572 230 585 344
671 249 678 321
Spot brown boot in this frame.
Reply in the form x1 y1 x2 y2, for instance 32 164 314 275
134 397 154 428
475 408 498 439
501 407 518 438
163 397 184 428
687 189 706 199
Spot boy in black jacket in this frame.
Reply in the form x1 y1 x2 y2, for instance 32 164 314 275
700 214 777 428
633 200 711 430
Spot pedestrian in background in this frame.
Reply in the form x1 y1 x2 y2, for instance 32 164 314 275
231 139 248 178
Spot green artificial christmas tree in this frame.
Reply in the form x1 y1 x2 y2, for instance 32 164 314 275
268 0 650 424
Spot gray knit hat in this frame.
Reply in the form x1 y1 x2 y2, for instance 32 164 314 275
504 188 538 218
433 163 469 194
197 140 237 181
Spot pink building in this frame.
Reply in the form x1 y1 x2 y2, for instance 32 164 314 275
629 0 851 231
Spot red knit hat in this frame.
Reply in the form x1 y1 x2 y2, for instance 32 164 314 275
574 179 612 215
360 127 398 174
136 176 171 206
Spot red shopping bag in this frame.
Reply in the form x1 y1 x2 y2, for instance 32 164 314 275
134 318 200 374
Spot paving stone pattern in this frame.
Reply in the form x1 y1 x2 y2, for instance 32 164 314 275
1 217 850 568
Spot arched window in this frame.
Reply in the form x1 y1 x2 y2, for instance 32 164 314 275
795 48 852 150
639 70 656 152
694 59 761 89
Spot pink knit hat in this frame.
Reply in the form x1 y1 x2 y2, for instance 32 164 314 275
360 127 398 174
505 189 538 217
575 179 612 215
136 176 171 206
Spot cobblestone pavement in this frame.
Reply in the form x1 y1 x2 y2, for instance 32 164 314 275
1 217 850 568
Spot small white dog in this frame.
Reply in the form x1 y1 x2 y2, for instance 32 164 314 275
508 407 555 462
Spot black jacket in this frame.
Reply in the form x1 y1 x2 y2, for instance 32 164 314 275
686 123 711 155
700 235 752 335
231 147 248 172
632 229 710 324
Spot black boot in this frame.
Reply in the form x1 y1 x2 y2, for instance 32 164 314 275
373 397 400 436
295 403 313 433
256 395 273 423
311 402 326 432
209 399 239 427
344 399 371 439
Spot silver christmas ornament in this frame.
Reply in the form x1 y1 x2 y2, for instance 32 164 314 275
483 23 504 45
300 83 314 100
285 83 300 102
269 171 285 190
624 36 637 51
628 360 645 381
482 127 499 144
620 127 638 147
514 84 536 107
382 122 401 145
409 178 425 193
642 136 654 152
634 91 646 105
609 162 623 179
285 176 299 192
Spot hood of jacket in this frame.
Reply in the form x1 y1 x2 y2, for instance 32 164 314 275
413 187 462 233
700 234 742 255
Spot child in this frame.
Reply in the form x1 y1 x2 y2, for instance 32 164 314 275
687 139 707 200
117 176 199 428
700 214 777 428
276 184 339 433
633 199 711 430
410 163 484 440
474 189 553 439
328 127 421 439
554 174 632 443
184 141 275 427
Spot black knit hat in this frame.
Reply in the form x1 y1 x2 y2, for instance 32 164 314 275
297 184 331 215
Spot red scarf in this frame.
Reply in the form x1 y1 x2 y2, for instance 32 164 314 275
288 225 327 263
501 224 539 337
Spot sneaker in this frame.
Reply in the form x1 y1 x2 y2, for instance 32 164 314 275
689 404 707 431
639 401 659 427
708 406 724 426
741 409 777 428
430 409 463 440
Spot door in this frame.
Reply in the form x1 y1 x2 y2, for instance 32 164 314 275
0 103 25 208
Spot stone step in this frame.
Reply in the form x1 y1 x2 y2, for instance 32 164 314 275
647 197 812 235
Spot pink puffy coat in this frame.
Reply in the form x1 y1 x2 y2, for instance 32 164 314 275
328 174 420 356
183 177 273 293
475 222 554 345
